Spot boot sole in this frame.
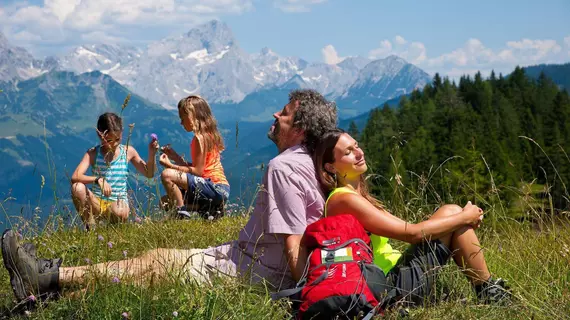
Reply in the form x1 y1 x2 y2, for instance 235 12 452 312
1 229 27 301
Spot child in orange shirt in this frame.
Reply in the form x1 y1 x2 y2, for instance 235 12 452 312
159 95 230 218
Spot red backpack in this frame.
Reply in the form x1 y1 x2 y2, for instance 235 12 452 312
273 214 396 320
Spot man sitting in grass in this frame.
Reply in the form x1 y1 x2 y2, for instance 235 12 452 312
1 89 338 306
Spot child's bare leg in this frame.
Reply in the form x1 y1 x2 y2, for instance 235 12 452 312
109 199 129 223
71 183 99 229
161 169 188 207
59 248 201 287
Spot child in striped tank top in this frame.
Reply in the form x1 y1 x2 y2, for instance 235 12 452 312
71 112 158 230
159 95 230 219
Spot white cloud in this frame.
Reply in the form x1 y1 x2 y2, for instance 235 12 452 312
81 31 125 44
11 31 43 42
394 35 406 45
369 36 426 65
369 35 570 79
368 40 392 59
1 0 253 55
275 0 327 13
321 44 345 64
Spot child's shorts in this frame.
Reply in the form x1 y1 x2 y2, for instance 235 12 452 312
185 174 230 212
94 196 114 213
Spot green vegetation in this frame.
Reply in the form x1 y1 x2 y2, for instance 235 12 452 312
360 68 570 216
1 67 569 319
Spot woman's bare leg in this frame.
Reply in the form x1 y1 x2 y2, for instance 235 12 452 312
429 204 491 285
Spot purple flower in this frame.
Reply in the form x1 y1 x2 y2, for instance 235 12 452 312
134 216 142 223
107 241 113 249
112 276 120 283
123 250 128 258
97 235 104 241
172 311 178 317
121 312 129 319
151 133 158 141
28 295 36 302
84 258 92 264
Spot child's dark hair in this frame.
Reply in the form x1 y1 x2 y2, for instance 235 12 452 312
97 112 123 134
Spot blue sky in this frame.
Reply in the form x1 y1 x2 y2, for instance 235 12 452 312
1 0 569 77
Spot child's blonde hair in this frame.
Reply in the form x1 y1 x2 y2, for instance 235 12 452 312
177 95 224 152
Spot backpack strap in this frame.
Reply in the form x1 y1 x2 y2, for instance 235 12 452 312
270 286 303 301
362 288 399 320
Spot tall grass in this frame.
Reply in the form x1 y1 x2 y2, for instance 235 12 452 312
0 95 569 319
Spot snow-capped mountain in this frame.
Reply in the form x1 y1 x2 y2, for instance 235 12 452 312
0 32 55 82
251 47 308 87
336 55 431 117
58 44 142 78
1 20 433 119
52 20 431 110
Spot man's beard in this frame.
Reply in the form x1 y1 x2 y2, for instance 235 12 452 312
267 120 279 142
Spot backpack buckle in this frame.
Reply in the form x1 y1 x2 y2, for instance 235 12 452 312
322 237 340 246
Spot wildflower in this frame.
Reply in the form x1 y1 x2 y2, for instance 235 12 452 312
112 276 120 283
28 295 36 302
172 311 178 317
107 241 113 249
123 250 128 258
97 235 104 241
134 216 142 223
208 215 214 221
121 312 129 319
85 258 92 264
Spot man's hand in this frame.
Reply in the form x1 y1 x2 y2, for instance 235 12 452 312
283 234 307 282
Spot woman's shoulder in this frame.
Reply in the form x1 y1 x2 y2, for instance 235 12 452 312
327 187 361 204
326 189 364 217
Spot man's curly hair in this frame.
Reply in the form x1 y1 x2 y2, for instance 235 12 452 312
289 89 338 154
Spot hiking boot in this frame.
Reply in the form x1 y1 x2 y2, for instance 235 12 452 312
176 209 199 220
22 243 37 257
1 229 61 305
475 277 512 304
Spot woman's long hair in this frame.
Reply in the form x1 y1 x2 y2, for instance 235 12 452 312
313 129 384 209
178 95 224 153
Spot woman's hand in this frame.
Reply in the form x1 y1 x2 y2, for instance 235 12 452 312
159 153 172 168
98 178 112 197
463 201 484 229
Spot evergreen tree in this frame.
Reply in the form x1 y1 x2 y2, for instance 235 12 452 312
348 121 360 140
359 65 570 212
